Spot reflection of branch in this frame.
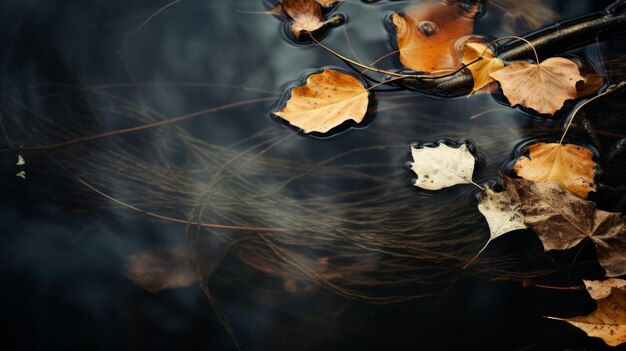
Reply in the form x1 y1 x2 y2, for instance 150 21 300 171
401 5 626 96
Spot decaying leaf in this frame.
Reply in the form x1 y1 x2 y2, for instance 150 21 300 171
511 178 626 277
391 0 476 72
562 288 626 347
462 42 505 95
465 183 527 267
278 0 325 37
512 142 596 199
410 143 475 190
274 68 369 134
478 183 526 242
490 57 584 114
584 278 626 300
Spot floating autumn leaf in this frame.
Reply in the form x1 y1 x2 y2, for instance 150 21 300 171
551 288 626 347
410 142 476 190
490 57 584 115
391 0 476 72
274 68 369 134
583 278 626 300
465 182 526 267
275 0 328 37
512 142 596 199
511 178 626 277
462 42 505 95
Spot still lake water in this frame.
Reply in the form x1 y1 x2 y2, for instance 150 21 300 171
1 0 625 349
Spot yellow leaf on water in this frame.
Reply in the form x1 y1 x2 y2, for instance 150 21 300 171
274 69 369 134
391 0 476 72
512 142 596 199
562 288 626 347
462 42 505 95
489 57 583 115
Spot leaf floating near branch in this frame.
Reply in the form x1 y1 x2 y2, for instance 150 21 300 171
275 0 337 37
512 142 596 199
274 68 369 134
462 43 504 95
410 142 476 190
583 278 626 300
490 57 583 115
391 0 476 72
511 178 626 277
550 285 626 346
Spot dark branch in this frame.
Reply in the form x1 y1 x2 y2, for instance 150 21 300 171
399 1 626 97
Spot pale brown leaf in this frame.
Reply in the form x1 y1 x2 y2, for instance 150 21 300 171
490 57 584 115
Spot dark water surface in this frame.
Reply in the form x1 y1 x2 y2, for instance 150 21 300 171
1 0 625 350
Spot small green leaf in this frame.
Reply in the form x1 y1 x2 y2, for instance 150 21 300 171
16 171 26 179
17 155 25 166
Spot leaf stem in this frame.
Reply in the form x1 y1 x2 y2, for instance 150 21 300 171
483 35 540 64
559 80 626 144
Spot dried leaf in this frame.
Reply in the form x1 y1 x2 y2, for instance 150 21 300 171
584 279 626 300
511 178 626 277
563 288 626 347
410 143 475 190
462 43 505 95
281 0 325 37
512 142 596 199
490 57 584 115
478 183 526 241
391 0 476 72
274 69 369 134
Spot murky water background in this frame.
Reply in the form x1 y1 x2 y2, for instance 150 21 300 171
1 0 625 349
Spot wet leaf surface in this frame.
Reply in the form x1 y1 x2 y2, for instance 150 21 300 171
490 57 583 115
511 178 626 277
462 43 505 95
563 288 626 347
410 143 475 190
512 142 596 199
274 68 369 134
391 0 476 72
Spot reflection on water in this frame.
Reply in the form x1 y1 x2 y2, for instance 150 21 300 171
1 0 625 349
